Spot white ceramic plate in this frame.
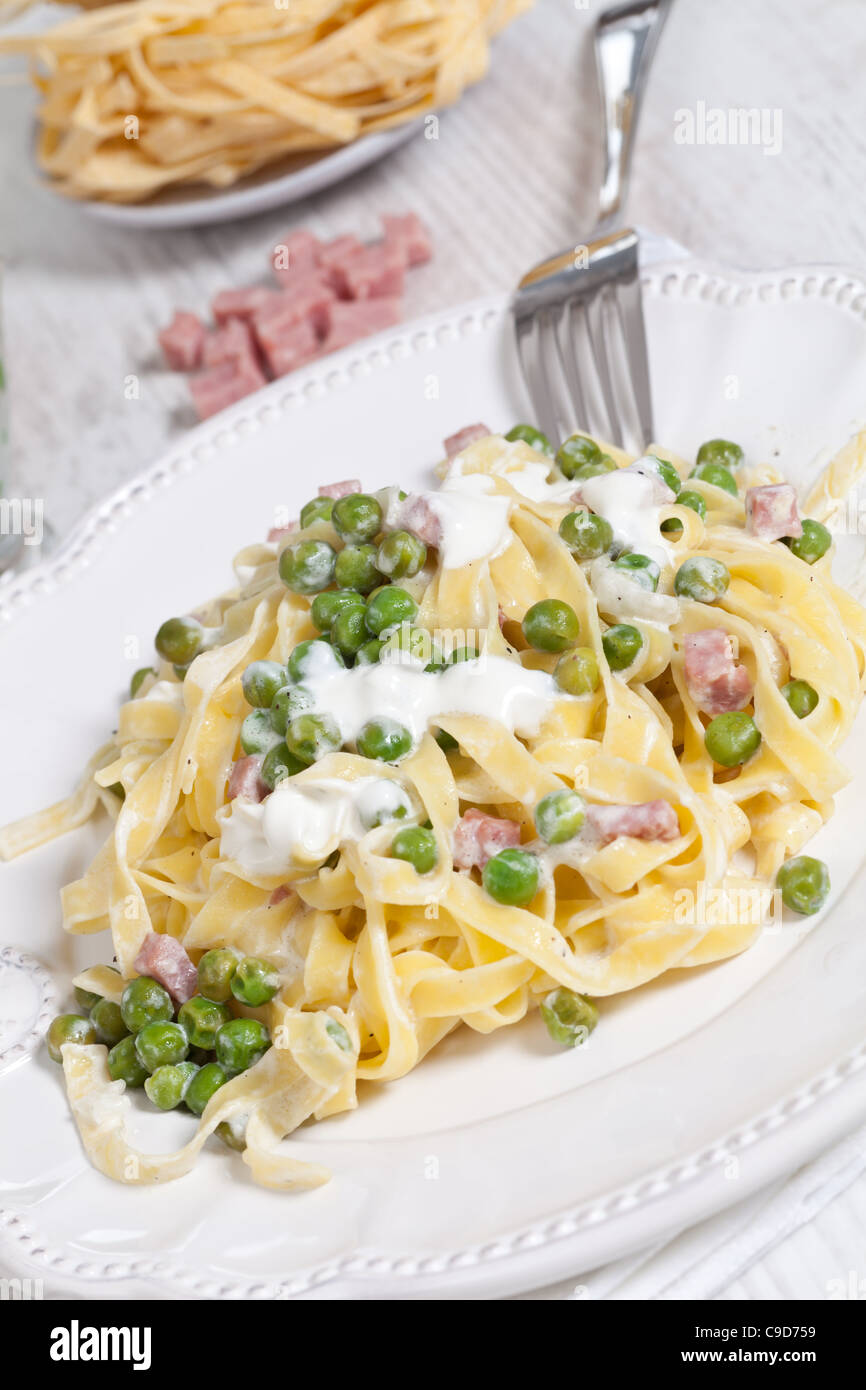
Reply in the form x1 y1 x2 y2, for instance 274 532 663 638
79 123 421 230
3 261 866 1302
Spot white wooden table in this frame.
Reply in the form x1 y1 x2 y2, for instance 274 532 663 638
2 0 866 1299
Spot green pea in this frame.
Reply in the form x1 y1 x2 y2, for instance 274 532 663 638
155 616 203 666
365 586 418 636
434 728 459 752
556 433 601 479
240 708 280 756
130 667 155 698
704 711 761 767
645 455 681 496
782 679 818 719
215 1019 271 1077
326 1019 353 1052
89 997 128 1047
46 1013 97 1062
571 455 617 482
540 988 598 1047
285 712 342 766
358 784 410 830
197 948 239 1003
558 510 613 560
178 995 232 1049
269 684 312 735
231 956 280 1007
334 543 383 593
482 848 539 906
689 461 738 496
776 855 830 916
602 623 643 671
120 976 173 1033
784 518 831 565
278 539 336 594
241 660 286 709
107 1034 148 1087
612 552 659 591
356 718 413 763
287 637 344 683
380 624 439 668
674 556 730 603
391 825 438 874
331 493 383 544
185 1060 229 1115
74 985 100 1011
661 489 706 534
522 598 580 653
216 1117 247 1151
553 646 599 695
377 529 427 579
331 605 369 660
145 1061 198 1111
261 741 306 789
696 438 744 472
299 496 333 528
134 1020 189 1074
310 588 364 633
505 423 554 457
355 638 384 666
535 789 586 844
446 642 479 665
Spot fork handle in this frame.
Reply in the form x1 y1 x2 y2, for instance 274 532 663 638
593 0 672 234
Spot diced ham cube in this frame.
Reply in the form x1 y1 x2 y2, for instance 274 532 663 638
158 311 205 371
390 494 442 548
328 241 405 300
212 285 284 324
318 297 402 353
189 352 266 421
683 629 754 716
318 234 365 271
227 754 270 803
443 424 491 458
382 212 433 267
202 317 256 368
253 274 334 337
587 800 680 847
271 229 321 283
745 483 802 542
267 520 298 542
452 808 521 870
255 316 320 379
134 931 198 1005
319 480 361 499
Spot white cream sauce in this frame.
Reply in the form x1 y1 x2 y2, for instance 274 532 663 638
578 465 674 570
218 776 411 875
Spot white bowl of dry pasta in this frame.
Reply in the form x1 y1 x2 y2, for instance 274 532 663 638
1 0 530 226
3 260 866 1299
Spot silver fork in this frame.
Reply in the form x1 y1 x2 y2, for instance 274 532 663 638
512 0 671 455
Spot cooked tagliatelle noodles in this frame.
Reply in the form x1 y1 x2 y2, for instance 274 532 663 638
4 424 866 1191
0 0 531 202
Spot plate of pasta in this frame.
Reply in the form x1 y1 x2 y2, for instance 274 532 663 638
4 261 866 1301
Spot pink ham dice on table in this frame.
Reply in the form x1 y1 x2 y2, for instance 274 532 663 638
745 483 802 542
684 629 754 716
319 296 402 353
227 754 270 802
202 317 257 368
587 800 680 848
328 241 405 300
189 353 266 421
255 316 320 379
319 479 361 499
134 932 198 1005
212 285 284 324
158 311 205 371
443 423 491 458
271 229 321 283
383 213 433 267
453 809 521 870
253 273 334 335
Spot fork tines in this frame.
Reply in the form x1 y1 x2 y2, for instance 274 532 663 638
512 227 653 457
